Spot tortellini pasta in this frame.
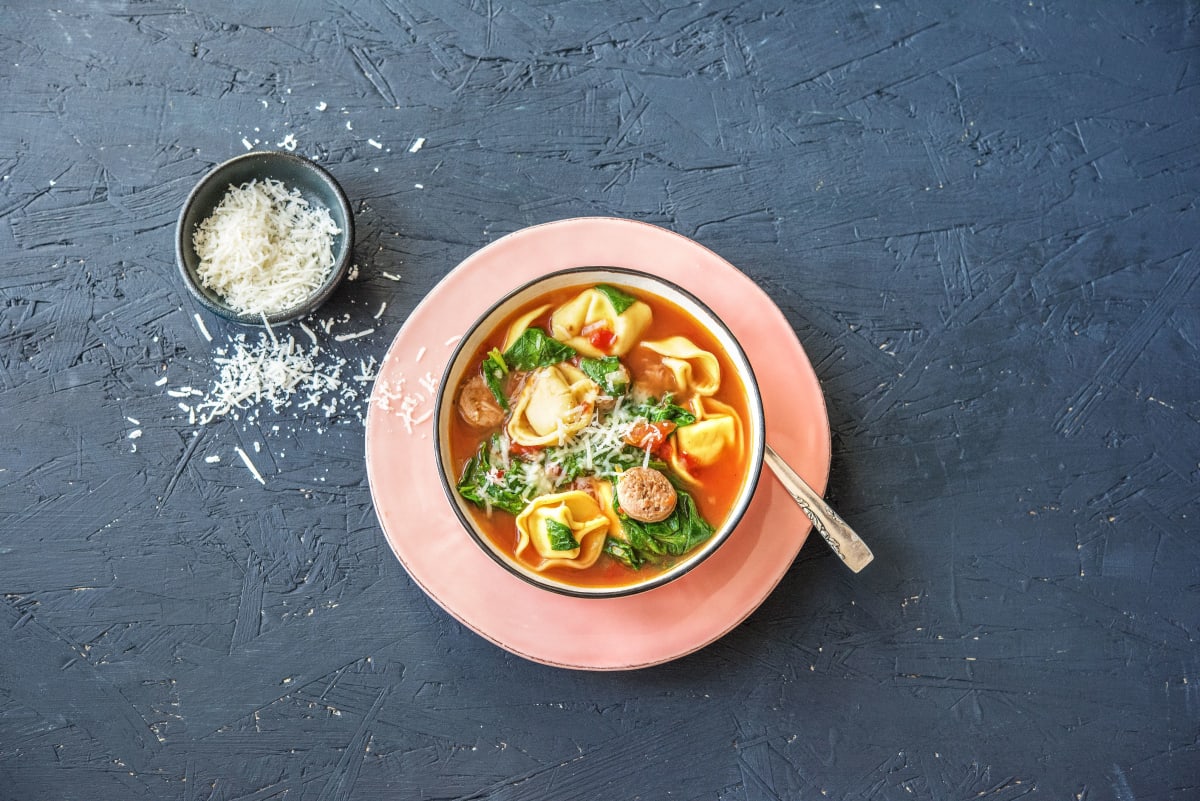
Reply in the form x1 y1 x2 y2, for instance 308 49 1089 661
550 287 652 358
506 363 599 447
502 303 552 351
639 336 721 397
594 479 622 539
514 490 612 571
666 397 744 484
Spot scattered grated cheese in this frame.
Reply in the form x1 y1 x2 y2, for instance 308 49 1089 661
126 416 140 425
205 455 221 463
298 321 318 345
354 357 378 383
444 335 462 346
155 376 169 386
334 329 374 342
380 272 401 282
192 178 341 316
277 133 298 151
374 301 387 320
372 371 433 434
408 137 425 153
128 429 142 439
478 396 647 495
367 138 382 149
414 345 426 362
193 332 339 423
235 446 266 485
185 325 379 427
194 313 212 342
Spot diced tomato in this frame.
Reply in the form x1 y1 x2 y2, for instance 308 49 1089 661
587 326 615 352
509 442 542 458
624 420 676 454
678 450 700 474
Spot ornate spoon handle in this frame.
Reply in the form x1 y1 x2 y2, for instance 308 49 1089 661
763 444 874 573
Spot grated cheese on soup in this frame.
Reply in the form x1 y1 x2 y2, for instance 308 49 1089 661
192 178 341 315
480 396 643 496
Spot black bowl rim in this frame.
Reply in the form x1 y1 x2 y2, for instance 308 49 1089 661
175 150 355 327
433 265 767 599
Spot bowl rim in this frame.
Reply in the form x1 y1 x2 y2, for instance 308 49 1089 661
174 150 355 326
433 265 767 599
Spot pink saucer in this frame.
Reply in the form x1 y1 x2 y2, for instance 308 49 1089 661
364 217 831 670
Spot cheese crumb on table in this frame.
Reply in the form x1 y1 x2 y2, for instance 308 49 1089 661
192 331 345 424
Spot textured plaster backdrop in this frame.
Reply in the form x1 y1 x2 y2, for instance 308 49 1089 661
2 1 1198 799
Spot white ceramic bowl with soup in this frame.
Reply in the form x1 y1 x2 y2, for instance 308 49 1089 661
434 267 766 598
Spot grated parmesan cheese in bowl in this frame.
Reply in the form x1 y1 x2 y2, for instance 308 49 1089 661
176 151 354 325
193 178 340 316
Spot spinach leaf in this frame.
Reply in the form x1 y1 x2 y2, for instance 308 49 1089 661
456 434 529 516
503 328 576 370
580 355 629 396
482 347 509 410
544 519 579 551
671 491 716 553
603 537 644 570
621 517 668 556
613 487 715 559
628 394 696 427
594 284 638 314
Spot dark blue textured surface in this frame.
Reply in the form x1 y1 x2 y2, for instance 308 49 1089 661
2 2 1198 799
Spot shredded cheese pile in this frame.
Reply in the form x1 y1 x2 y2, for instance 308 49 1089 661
190 328 374 425
192 178 341 315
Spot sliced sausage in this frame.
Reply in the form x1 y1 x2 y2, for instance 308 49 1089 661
617 467 678 523
631 362 676 399
457 373 505 429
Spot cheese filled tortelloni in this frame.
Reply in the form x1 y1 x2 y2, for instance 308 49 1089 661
666 397 745 485
638 336 721 397
514 490 612 571
506 363 599 447
502 303 552 351
550 287 653 358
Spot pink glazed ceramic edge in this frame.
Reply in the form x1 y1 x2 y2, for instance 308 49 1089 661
364 217 831 670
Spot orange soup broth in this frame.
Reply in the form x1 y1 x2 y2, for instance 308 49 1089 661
449 283 753 589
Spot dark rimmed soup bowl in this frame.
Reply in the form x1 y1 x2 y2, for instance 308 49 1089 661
434 267 766 598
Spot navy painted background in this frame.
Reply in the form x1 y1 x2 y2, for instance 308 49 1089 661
2 2 1198 799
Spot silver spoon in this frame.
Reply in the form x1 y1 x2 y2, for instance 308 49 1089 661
763 444 873 573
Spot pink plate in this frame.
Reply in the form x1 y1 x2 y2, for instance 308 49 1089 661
365 217 831 670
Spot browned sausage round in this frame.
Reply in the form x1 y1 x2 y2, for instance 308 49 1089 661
616 466 677 523
457 373 505 429
631 362 676 399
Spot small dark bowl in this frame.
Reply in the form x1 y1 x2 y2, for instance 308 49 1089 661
175 151 354 326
